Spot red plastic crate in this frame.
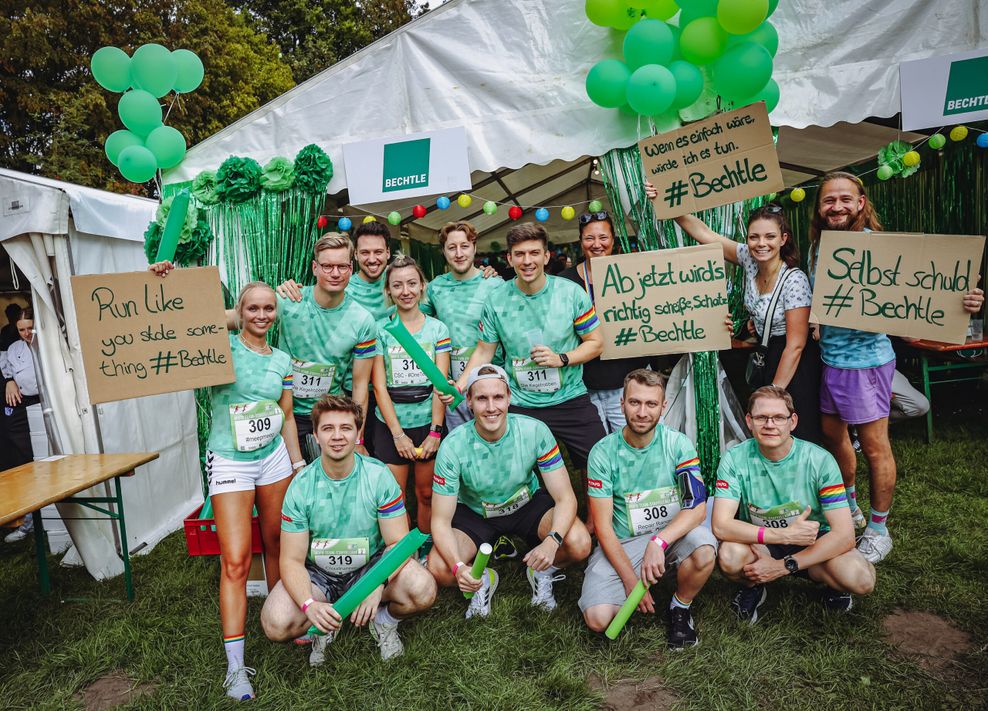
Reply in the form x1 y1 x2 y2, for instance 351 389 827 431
183 504 263 556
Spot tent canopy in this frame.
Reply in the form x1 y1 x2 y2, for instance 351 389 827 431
167 0 983 244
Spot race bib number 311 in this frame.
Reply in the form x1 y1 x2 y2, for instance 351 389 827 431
512 358 561 393
292 360 335 399
229 400 283 452
626 486 681 537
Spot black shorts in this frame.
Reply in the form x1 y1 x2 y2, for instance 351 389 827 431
451 488 554 550
295 412 317 463
304 548 385 602
766 542 811 579
509 393 605 470
371 417 443 466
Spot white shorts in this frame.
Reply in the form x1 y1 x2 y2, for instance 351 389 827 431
206 442 293 496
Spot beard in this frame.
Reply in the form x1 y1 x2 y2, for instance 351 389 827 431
824 209 859 231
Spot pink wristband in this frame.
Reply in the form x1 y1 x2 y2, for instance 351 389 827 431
452 561 465 576
757 527 765 544
428 431 441 439
356 437 364 446
300 597 315 613
650 534 668 550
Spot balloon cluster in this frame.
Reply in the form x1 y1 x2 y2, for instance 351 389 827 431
875 125 984 181
90 44 205 183
585 0 780 118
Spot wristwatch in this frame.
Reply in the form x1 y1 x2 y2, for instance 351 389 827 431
547 530 563 546
783 555 799 575
429 423 443 435
558 352 570 367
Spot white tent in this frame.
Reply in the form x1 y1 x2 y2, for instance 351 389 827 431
167 0 985 246
0 168 202 581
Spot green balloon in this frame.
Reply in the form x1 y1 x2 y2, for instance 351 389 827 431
669 60 704 108
483 201 498 215
130 44 177 98
713 42 773 99
144 125 187 169
732 77 780 113
117 145 158 183
677 0 718 30
717 0 768 34
387 211 401 225
680 17 728 65
118 90 163 137
667 23 683 61
588 200 604 212
104 130 144 166
172 49 204 93
607 2 641 29
586 0 617 26
626 64 677 116
587 59 633 109
640 0 679 20
91 47 131 93
767 0 780 16
728 21 779 56
624 19 676 69
877 165 894 181
928 133 946 150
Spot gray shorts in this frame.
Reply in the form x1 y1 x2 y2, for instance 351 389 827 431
578 526 718 611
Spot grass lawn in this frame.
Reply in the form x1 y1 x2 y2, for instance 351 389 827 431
1 386 986 710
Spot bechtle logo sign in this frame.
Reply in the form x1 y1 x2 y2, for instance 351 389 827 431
382 137 431 192
943 55 988 116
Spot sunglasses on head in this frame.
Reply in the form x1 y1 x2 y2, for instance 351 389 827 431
750 204 783 220
578 211 609 225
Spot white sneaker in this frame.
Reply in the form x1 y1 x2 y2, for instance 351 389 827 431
308 631 335 667
4 528 27 543
857 528 893 564
850 507 866 530
465 569 499 619
369 618 403 661
223 666 256 701
527 567 565 611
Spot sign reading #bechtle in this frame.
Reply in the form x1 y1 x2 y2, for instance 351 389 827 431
639 102 784 220
592 244 732 359
342 127 472 206
810 231 986 344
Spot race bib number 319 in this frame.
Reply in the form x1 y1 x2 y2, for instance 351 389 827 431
310 537 369 575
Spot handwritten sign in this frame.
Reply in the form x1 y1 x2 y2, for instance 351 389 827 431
810 231 986 344
71 267 234 404
591 244 732 358
639 102 784 219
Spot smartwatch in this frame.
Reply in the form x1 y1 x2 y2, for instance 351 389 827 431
558 352 570 367
783 555 799 575
429 423 444 435
547 530 563 546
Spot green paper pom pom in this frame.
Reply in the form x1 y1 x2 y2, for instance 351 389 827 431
260 156 295 192
294 144 334 194
191 170 219 205
928 134 946 150
215 156 262 203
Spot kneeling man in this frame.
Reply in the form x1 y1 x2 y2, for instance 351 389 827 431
261 395 436 665
428 365 591 617
580 369 716 650
713 386 876 624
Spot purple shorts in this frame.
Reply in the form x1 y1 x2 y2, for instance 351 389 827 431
819 360 895 425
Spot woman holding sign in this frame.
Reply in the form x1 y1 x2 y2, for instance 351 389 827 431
647 188 822 445
371 256 451 534
150 264 303 701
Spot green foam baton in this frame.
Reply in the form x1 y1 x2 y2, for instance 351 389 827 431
383 317 464 409
308 528 429 636
154 189 190 263
604 580 647 640
463 542 492 600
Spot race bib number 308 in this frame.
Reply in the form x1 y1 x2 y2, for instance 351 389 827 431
625 486 681 537
229 400 283 452
748 501 803 529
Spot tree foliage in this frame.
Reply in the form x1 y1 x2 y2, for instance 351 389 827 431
0 0 295 193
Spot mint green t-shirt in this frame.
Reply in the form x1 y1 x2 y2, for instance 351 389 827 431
421 271 505 380
587 425 703 539
432 414 561 517
715 437 848 532
345 272 390 322
479 276 599 408
374 315 451 428
281 454 405 573
207 335 292 461
276 289 377 415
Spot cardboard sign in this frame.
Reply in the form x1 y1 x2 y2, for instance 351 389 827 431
591 244 732 358
342 127 472 206
639 102 784 219
810 231 986 344
71 267 234 404
900 49 988 131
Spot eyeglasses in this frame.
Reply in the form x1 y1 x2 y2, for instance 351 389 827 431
578 211 609 225
750 414 793 426
317 263 352 275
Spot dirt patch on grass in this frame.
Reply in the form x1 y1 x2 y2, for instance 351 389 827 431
882 609 974 678
76 671 155 711
589 674 680 711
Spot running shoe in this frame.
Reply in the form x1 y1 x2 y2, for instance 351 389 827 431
223 666 257 701
369 618 403 661
527 567 566 612
308 631 335 667
667 606 699 650
465 569 499 619
492 536 517 560
857 528 893 564
823 588 854 613
850 507 866 530
731 584 767 624
4 528 27 543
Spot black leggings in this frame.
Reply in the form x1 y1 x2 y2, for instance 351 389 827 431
756 334 822 445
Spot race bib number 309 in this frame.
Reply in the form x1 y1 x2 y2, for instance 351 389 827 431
229 400 283 452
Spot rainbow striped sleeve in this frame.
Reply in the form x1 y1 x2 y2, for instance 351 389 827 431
818 484 847 506
378 493 405 517
573 306 599 335
675 457 702 479
536 444 563 473
353 338 377 358
436 337 452 353
282 373 294 389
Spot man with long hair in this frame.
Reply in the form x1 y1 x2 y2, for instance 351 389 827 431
808 172 984 564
